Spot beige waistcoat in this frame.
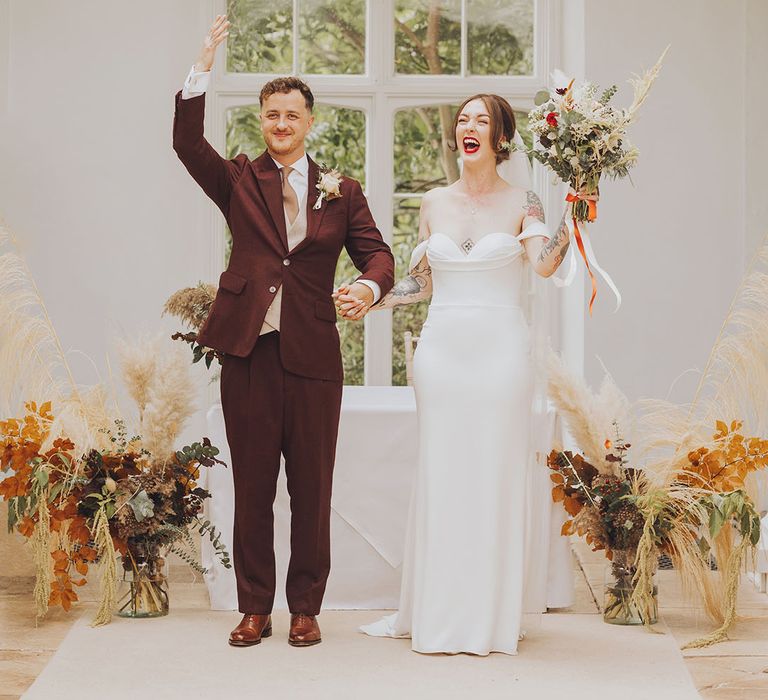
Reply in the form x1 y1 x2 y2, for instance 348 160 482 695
259 196 308 335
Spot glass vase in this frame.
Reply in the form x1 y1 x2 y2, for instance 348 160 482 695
603 550 658 626
116 540 169 618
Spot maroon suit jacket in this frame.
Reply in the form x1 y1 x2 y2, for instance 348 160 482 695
172 92 395 382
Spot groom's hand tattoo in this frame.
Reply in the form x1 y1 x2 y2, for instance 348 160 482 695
537 210 569 267
524 191 545 223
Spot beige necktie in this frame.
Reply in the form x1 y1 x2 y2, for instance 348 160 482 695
281 166 299 225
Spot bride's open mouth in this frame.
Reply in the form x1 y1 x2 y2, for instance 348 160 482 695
463 137 480 154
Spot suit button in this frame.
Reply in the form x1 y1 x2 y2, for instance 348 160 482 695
283 258 291 266
269 286 277 293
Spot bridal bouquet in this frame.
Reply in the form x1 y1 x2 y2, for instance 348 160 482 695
523 48 668 313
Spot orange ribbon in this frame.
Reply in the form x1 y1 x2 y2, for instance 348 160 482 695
565 192 599 315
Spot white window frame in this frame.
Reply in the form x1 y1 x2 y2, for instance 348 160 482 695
206 0 580 386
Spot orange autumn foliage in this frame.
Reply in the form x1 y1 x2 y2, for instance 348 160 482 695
681 420 768 492
68 517 92 545
0 402 88 613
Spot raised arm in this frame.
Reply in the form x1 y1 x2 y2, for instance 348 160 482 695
517 190 573 278
172 15 247 216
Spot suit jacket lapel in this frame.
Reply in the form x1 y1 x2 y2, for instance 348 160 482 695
252 151 288 251
305 156 326 242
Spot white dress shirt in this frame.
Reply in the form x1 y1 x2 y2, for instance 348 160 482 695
181 66 380 302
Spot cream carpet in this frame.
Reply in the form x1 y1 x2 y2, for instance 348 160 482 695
22 608 700 700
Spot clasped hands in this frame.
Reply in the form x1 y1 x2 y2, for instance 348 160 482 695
332 282 374 321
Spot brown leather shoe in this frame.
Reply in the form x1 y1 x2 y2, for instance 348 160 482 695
288 613 322 647
228 614 272 647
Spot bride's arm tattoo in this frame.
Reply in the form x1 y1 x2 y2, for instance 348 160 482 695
373 256 432 309
537 210 570 270
524 191 545 223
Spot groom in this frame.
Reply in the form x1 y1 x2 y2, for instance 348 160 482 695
173 15 394 648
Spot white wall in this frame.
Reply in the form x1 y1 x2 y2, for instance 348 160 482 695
0 0 214 438
581 0 761 404
746 0 768 260
0 1 8 113
0 0 220 576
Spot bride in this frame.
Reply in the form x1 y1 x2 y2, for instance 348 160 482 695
335 94 573 655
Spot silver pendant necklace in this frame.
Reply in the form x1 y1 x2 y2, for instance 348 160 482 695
467 188 486 216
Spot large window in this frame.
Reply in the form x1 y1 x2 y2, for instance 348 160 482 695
210 0 555 385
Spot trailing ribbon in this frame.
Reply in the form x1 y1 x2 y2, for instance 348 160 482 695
555 192 622 315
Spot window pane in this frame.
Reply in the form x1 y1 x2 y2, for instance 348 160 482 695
305 106 367 188
394 104 461 192
225 103 367 383
392 197 429 387
394 0 461 75
467 0 534 76
299 0 366 74
227 0 293 74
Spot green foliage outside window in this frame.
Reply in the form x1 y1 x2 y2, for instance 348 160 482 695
227 0 293 74
299 0 366 74
395 0 461 75
467 0 534 76
227 0 366 75
392 198 429 387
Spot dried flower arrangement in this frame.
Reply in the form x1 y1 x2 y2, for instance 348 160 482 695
0 226 230 625
547 240 768 646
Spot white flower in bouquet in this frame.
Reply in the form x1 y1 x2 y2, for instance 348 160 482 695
519 47 668 314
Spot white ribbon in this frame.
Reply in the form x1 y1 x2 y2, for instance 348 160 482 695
552 219 622 312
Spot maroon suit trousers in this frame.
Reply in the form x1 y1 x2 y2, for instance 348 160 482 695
220 331 343 614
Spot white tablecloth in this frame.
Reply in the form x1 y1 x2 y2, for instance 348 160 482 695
201 386 573 610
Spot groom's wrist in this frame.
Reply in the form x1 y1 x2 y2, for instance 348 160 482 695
356 279 380 304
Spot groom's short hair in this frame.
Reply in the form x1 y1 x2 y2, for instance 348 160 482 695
259 77 315 112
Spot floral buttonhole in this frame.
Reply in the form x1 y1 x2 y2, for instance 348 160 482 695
314 166 343 210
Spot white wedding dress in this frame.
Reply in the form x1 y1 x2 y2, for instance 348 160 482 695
360 226 550 655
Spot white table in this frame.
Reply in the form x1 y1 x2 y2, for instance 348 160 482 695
201 386 573 610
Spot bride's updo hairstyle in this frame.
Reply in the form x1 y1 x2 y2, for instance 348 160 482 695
450 93 517 165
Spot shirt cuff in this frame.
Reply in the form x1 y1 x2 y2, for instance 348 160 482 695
357 279 381 304
181 65 211 100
